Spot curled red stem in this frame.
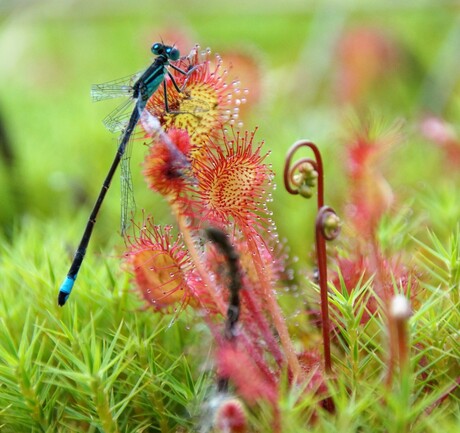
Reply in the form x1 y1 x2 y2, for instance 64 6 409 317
284 140 340 374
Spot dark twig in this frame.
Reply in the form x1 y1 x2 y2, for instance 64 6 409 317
205 227 243 392
206 227 242 339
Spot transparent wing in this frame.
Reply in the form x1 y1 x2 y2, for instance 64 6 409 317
90 70 144 102
101 98 136 133
120 132 136 236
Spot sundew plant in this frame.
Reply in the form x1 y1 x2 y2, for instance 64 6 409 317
1 14 460 433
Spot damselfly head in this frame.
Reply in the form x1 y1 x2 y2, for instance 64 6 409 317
151 42 180 61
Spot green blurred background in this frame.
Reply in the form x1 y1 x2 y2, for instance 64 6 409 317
0 0 459 269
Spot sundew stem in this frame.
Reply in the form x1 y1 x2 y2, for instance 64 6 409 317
204 227 284 366
315 209 332 373
175 207 283 388
240 288 284 368
174 207 227 316
284 140 341 374
244 229 303 381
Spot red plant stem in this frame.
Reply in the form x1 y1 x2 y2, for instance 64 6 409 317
174 207 227 315
285 140 334 374
315 208 332 374
385 327 396 389
206 314 278 393
175 206 280 385
243 229 303 381
396 319 409 369
386 294 413 389
273 405 282 433
241 289 284 368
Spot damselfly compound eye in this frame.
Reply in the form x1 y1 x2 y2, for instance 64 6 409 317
168 47 180 61
151 42 164 55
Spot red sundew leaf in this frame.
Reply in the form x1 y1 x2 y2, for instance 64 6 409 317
343 116 402 237
124 220 197 312
330 254 419 324
142 129 193 200
335 27 401 105
420 116 460 167
193 128 272 231
145 45 242 151
214 398 248 433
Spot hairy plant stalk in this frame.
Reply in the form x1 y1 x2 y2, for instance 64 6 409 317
174 209 227 316
244 231 302 380
240 288 284 368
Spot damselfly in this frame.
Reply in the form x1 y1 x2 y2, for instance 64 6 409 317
58 42 190 306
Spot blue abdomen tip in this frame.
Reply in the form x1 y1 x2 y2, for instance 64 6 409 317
59 276 75 295
58 277 76 306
